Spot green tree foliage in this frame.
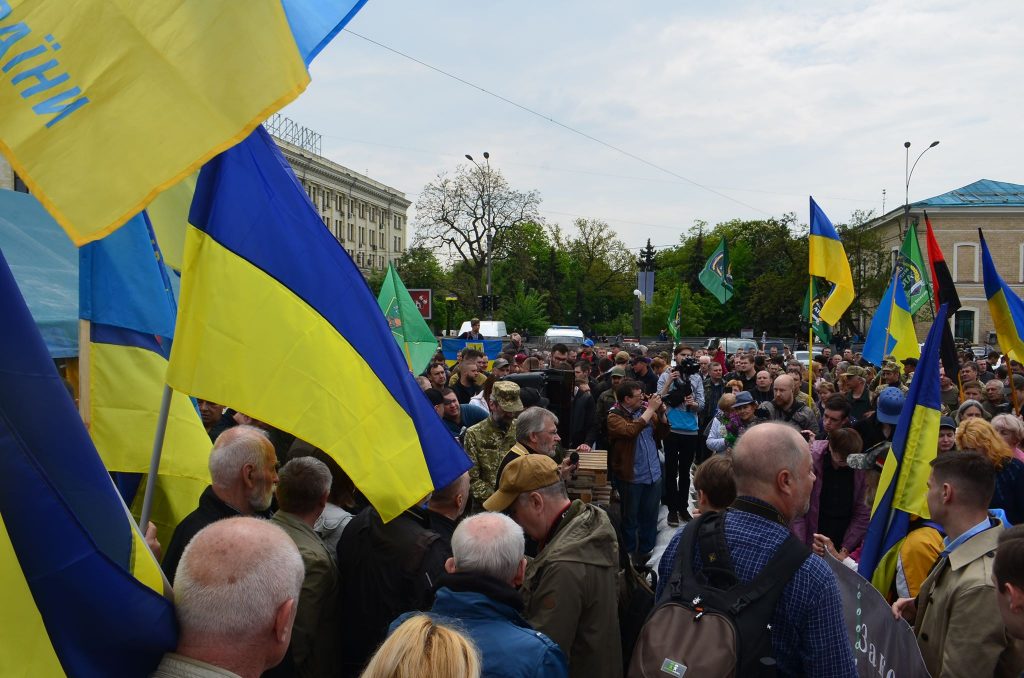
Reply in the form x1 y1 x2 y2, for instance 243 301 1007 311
409 159 888 337
500 283 551 335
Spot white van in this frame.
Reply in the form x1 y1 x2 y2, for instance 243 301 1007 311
456 320 507 339
544 326 585 347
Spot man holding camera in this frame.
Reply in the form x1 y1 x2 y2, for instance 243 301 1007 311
658 350 705 526
607 381 669 566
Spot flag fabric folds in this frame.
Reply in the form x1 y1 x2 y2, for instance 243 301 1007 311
698 236 733 304
377 263 438 375
898 223 931 315
924 214 962 382
166 127 471 522
0 1 312 245
980 230 1024 365
859 304 948 595
282 0 369 65
666 288 682 343
863 268 920 367
79 212 210 543
808 197 854 325
0 246 176 676
802 278 832 345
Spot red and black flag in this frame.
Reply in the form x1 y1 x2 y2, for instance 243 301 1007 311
925 213 962 382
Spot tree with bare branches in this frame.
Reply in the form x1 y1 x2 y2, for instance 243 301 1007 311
414 162 541 298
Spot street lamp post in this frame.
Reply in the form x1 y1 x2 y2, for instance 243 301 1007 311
465 152 493 320
902 140 940 240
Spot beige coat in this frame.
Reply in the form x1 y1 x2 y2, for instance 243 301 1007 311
914 522 1024 677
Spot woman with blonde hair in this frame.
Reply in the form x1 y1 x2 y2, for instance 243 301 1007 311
725 378 744 395
991 413 1024 464
955 418 1024 525
361 615 481 678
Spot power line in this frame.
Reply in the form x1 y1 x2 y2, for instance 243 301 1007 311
343 29 774 216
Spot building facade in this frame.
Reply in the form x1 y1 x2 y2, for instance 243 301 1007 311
861 179 1024 345
273 136 410 275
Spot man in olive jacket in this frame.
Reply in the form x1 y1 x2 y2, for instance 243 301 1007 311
892 452 1024 677
485 454 622 678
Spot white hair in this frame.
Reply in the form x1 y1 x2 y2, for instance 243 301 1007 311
451 513 525 584
209 425 271 487
175 517 303 639
515 406 558 442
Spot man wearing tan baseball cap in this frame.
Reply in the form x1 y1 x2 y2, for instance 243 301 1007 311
485 455 621 677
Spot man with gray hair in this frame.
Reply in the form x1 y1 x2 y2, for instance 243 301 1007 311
162 425 278 583
657 423 856 676
267 457 339 678
390 512 568 677
494 406 577 489
152 516 304 678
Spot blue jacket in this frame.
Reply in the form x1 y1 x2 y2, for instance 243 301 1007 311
391 574 568 678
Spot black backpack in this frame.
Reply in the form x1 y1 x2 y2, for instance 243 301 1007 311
629 507 809 678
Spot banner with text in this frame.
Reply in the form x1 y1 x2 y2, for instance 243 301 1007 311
825 556 929 677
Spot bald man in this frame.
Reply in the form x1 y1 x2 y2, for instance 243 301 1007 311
162 425 279 583
757 375 818 435
657 423 856 677
153 517 304 678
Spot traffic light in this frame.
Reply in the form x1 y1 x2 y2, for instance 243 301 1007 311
492 295 500 311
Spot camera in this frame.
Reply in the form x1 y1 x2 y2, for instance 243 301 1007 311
676 357 700 376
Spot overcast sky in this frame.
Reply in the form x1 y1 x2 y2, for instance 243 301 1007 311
280 0 1023 251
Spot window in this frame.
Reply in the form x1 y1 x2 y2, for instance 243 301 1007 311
954 309 976 342
890 247 899 272
359 202 365 219
370 207 376 223
359 227 365 245
953 243 979 282
348 224 354 241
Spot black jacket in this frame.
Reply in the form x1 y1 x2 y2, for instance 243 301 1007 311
161 485 272 583
570 390 597 448
336 506 451 677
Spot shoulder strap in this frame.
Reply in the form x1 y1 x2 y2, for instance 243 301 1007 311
696 510 737 589
667 513 710 600
724 534 809 616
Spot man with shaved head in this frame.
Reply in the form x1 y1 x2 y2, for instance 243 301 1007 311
162 425 278 583
657 423 856 676
153 516 304 678
757 374 818 435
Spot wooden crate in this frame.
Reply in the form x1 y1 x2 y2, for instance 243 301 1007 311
567 449 611 506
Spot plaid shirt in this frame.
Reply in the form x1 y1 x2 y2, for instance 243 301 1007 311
657 498 857 678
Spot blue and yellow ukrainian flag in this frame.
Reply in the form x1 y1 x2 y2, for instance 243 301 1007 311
859 304 947 596
166 127 471 522
0 0 366 246
0 246 176 676
441 337 505 369
809 197 855 325
79 212 210 545
862 267 920 366
981 231 1024 365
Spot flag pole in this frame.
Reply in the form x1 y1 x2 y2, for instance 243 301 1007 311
807 278 814 403
883 267 898 361
139 384 173 530
78 319 92 430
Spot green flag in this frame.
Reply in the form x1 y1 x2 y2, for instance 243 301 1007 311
898 223 931 315
667 287 682 343
698 237 733 304
377 264 438 375
802 278 833 345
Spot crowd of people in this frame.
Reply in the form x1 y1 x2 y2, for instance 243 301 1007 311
151 333 1024 678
